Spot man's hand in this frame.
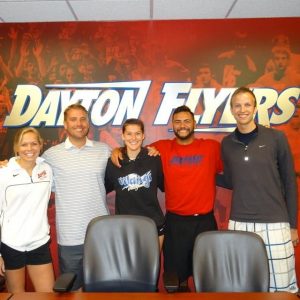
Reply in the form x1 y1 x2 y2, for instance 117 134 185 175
111 148 123 168
0 160 8 168
291 228 299 247
146 146 160 156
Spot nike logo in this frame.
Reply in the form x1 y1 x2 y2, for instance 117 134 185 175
258 145 266 148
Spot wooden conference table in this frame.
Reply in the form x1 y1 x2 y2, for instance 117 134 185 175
0 294 11 300
7 292 299 300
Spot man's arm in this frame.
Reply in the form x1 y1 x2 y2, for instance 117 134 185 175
110 147 123 168
220 139 233 190
276 131 298 245
156 157 164 192
216 173 232 189
104 160 115 194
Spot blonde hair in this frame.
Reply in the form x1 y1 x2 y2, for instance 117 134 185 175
13 127 43 156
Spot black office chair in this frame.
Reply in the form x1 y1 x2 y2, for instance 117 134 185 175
54 215 160 292
192 230 269 292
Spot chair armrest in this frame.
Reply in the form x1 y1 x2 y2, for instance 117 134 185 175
53 272 77 292
163 272 179 293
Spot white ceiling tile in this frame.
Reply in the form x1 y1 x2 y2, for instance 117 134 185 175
0 0 75 22
229 0 300 18
0 0 299 23
69 0 150 21
153 0 234 19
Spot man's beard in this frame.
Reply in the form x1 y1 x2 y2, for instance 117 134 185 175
174 128 194 141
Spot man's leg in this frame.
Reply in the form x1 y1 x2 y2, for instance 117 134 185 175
163 213 195 292
58 244 84 291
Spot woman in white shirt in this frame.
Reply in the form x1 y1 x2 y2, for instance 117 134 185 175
0 127 54 292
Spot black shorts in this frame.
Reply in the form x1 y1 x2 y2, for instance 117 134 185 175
163 211 217 282
1 242 52 270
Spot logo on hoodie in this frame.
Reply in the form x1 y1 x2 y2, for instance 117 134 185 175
118 171 152 191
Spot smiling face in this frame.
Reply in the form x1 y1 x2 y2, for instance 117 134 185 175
122 124 144 156
230 91 257 133
64 107 89 146
172 111 195 144
15 130 42 164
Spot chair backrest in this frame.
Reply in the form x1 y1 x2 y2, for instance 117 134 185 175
83 215 160 292
193 230 269 292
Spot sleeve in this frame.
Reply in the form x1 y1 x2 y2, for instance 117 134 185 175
105 144 112 159
0 169 9 247
156 157 164 192
149 140 162 152
276 131 298 228
104 159 115 194
221 138 233 189
0 168 9 217
216 173 231 189
47 163 55 193
41 148 49 162
214 140 223 174
43 151 55 192
51 178 56 193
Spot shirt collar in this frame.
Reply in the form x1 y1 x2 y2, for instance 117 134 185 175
8 156 45 170
122 147 147 164
64 137 93 149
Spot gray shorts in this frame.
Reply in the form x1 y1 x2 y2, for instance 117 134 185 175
58 244 84 291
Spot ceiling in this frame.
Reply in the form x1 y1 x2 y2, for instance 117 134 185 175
0 0 299 23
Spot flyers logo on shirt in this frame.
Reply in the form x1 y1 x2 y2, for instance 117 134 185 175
37 170 47 180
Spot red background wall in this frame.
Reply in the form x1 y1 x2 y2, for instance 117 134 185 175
0 18 299 290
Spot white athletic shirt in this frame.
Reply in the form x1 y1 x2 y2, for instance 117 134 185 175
0 157 52 251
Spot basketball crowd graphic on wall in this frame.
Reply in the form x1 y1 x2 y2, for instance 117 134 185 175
0 18 299 233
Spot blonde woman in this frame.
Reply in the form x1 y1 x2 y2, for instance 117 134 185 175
0 127 54 292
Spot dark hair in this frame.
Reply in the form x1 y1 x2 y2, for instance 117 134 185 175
230 87 257 108
172 105 194 120
122 118 144 133
64 103 88 121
